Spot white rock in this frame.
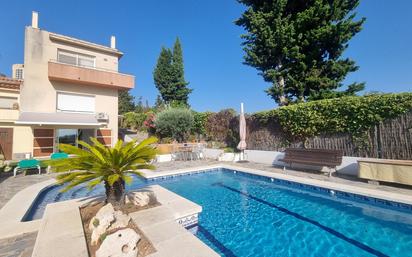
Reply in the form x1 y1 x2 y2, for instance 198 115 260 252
126 191 155 207
96 228 140 257
89 203 115 245
109 211 131 230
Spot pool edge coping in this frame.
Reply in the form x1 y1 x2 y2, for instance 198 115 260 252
1 163 412 239
140 164 412 206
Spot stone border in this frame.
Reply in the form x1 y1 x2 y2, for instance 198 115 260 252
31 185 218 257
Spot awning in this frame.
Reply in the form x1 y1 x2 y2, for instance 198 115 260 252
15 112 103 126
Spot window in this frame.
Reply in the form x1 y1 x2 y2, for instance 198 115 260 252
57 50 95 68
56 129 77 147
15 69 23 79
0 96 18 109
55 129 95 151
57 92 95 113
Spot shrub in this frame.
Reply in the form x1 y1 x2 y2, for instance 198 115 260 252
253 93 412 148
155 108 194 142
192 111 211 136
205 109 237 146
122 112 147 131
143 112 156 134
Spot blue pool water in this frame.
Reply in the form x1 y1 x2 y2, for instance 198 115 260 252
25 169 412 257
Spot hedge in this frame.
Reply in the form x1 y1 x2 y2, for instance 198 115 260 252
253 93 412 147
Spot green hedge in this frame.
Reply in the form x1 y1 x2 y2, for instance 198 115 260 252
253 93 412 147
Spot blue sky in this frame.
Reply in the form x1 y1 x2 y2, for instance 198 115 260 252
0 1 411 113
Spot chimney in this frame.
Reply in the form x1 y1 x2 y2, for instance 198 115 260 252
32 11 39 29
110 36 116 49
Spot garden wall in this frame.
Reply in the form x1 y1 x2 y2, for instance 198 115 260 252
245 111 412 160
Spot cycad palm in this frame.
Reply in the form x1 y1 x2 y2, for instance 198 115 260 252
46 137 158 205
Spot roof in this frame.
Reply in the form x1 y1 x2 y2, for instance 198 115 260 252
0 77 22 91
15 112 103 126
49 33 123 58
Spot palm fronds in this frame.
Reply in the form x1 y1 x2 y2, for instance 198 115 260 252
45 137 158 193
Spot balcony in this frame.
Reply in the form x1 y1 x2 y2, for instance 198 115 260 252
48 61 134 89
0 109 19 122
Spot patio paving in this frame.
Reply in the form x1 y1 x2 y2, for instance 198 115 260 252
0 159 411 257
0 232 37 257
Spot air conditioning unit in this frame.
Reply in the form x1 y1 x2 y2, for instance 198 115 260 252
96 112 109 121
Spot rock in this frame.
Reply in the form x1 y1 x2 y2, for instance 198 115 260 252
109 211 131 230
96 228 140 257
89 203 115 230
126 191 155 207
89 203 115 245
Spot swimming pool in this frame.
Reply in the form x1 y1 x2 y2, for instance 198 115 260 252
25 168 412 257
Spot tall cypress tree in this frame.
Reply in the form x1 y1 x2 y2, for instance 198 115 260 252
171 38 192 105
236 0 366 105
153 47 174 103
153 38 192 106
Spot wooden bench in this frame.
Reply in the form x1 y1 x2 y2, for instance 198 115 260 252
279 148 343 176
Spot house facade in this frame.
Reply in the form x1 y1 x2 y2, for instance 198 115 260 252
0 12 134 160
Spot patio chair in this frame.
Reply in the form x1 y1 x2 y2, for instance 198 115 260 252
47 152 69 173
193 143 205 160
14 159 41 177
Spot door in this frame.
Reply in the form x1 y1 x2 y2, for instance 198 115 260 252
0 128 13 160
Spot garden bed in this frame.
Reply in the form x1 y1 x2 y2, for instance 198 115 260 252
80 200 160 257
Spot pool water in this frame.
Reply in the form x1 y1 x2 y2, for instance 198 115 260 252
26 169 412 257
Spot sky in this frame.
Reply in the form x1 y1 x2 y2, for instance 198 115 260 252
0 0 411 113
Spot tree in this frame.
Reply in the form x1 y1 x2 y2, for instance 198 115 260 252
118 90 135 114
154 108 194 142
46 137 158 206
236 0 365 105
154 95 165 110
153 38 192 105
171 38 192 105
135 96 144 113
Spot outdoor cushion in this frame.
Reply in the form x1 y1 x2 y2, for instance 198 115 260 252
18 159 40 169
51 152 69 160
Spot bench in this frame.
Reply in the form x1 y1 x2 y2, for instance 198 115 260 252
279 148 343 176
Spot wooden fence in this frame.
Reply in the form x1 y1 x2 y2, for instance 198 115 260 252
245 111 412 160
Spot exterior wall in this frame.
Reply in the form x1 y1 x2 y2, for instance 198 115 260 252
12 127 33 157
21 26 120 146
96 128 112 147
0 89 20 122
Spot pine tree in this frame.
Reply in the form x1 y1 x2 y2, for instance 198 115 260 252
118 90 135 114
236 0 366 105
153 38 192 105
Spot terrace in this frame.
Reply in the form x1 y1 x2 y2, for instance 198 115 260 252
1 158 412 257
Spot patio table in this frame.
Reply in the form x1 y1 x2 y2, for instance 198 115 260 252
177 146 194 161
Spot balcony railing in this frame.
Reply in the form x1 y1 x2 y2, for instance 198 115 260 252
0 109 19 121
48 60 134 89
